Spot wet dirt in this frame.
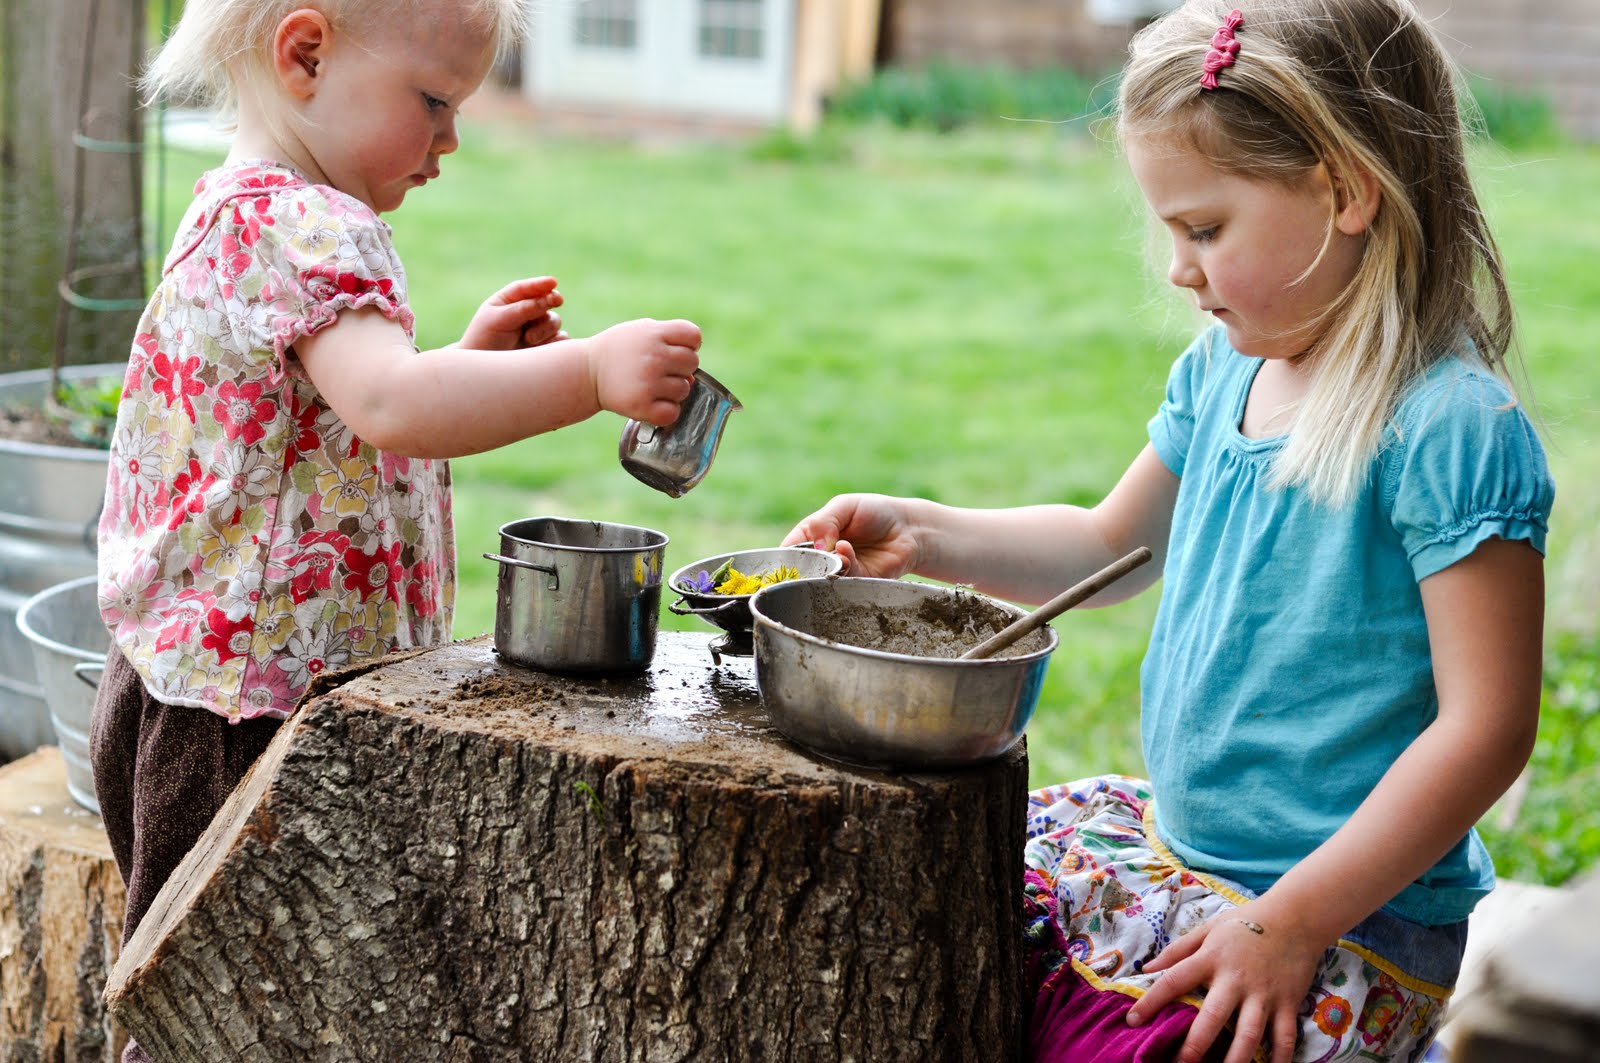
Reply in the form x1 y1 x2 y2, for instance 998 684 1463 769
327 633 967 784
800 590 1049 659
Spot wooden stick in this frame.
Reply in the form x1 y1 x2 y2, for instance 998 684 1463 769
960 547 1153 660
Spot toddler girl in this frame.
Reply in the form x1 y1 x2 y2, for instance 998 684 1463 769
784 1 1553 1060
91 5 700 1055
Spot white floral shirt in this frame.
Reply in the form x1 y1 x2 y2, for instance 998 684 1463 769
98 161 455 721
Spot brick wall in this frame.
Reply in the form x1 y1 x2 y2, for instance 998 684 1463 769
881 0 1137 73
881 0 1600 140
1413 0 1600 141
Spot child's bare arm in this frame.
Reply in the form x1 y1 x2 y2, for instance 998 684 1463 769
294 306 701 459
783 443 1178 607
1127 536 1545 1063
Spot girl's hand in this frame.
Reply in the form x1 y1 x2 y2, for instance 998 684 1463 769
587 317 702 427
1125 907 1323 1063
461 276 566 351
780 494 921 579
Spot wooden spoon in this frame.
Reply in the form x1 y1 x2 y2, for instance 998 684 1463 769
959 546 1153 661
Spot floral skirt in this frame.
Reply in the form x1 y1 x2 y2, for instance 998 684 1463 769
1022 775 1465 1063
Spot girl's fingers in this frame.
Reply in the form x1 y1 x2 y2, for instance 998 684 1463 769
1221 999 1267 1063
1128 955 1200 1026
521 313 563 346
494 276 558 303
1270 1004 1299 1063
1144 924 1207 973
1176 984 1235 1063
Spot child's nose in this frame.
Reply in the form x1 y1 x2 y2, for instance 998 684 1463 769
433 117 460 156
1168 250 1204 290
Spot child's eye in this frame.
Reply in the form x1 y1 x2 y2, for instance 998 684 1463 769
1186 226 1219 244
423 94 448 111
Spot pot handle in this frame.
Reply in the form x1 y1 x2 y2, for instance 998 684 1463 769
483 552 559 591
74 660 105 690
668 595 744 617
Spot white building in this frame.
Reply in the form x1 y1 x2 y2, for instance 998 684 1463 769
523 0 879 131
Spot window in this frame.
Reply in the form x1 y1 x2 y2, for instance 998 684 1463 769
698 0 763 60
575 0 639 49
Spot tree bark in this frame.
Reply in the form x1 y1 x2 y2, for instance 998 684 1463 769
0 0 144 374
106 633 1028 1061
0 747 127 1062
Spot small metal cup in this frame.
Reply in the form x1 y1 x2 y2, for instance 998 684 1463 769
619 368 742 497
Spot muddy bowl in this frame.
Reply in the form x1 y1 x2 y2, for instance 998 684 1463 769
666 546 845 639
748 577 1057 768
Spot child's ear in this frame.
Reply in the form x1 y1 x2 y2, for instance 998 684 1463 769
1332 163 1381 236
273 8 333 99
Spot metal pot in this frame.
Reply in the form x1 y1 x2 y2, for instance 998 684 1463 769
618 368 742 497
749 577 1057 768
484 517 668 674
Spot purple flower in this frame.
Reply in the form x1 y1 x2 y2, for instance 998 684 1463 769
683 570 717 594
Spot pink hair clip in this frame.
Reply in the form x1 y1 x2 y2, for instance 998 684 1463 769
1199 9 1244 90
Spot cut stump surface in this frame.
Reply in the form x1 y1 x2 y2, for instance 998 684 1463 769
106 633 1028 1062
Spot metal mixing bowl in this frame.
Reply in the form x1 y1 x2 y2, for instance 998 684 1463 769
748 577 1057 768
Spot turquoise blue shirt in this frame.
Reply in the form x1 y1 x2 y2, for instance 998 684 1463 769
1143 328 1554 926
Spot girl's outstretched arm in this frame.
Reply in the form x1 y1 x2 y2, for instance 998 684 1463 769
1126 536 1545 1063
295 305 701 459
782 443 1179 607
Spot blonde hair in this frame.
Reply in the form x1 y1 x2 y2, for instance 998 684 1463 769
1118 0 1516 507
142 0 531 121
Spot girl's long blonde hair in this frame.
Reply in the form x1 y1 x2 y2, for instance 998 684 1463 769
1119 0 1516 507
142 0 530 121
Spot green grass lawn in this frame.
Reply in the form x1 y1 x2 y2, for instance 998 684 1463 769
153 114 1600 885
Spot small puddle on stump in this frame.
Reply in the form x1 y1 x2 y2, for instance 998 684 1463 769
440 634 771 746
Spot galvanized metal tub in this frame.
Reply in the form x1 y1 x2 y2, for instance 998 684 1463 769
0 364 120 760
15 575 108 811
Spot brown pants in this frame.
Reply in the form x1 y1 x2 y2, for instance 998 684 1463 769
89 647 281 1062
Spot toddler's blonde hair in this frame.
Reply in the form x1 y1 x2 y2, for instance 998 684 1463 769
1119 0 1516 507
142 0 530 122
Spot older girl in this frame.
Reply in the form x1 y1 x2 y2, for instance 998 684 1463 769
785 2 1552 1060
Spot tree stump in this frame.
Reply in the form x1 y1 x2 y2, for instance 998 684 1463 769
105 633 1029 1061
0 747 127 1061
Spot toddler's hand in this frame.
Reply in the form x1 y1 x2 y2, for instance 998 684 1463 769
587 318 702 427
781 494 920 579
462 276 566 351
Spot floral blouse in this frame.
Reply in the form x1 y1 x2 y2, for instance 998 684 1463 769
98 162 455 721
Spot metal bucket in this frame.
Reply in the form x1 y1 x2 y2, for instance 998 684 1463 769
484 517 668 674
0 363 119 760
15 575 108 811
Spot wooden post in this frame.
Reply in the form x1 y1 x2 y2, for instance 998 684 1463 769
0 0 144 373
107 633 1028 1061
0 747 127 1061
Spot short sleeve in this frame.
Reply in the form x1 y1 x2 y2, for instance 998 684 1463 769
255 186 415 374
1147 330 1215 477
1385 368 1554 581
